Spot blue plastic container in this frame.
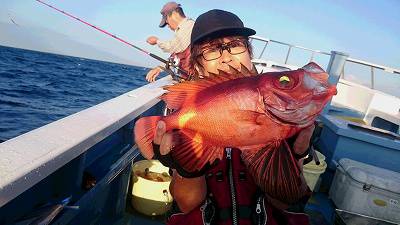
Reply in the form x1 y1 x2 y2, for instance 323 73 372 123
317 115 400 173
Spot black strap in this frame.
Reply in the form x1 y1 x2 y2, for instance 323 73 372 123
287 133 311 160
151 142 210 178
152 142 176 168
218 206 253 221
294 147 311 160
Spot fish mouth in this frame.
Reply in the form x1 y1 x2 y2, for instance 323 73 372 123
265 100 323 127
267 108 318 127
264 85 335 126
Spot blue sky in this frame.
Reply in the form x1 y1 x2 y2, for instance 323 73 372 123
1 0 399 95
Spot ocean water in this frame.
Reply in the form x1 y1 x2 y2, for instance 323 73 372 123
0 45 150 141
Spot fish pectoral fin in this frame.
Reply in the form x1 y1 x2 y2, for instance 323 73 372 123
233 110 268 126
256 88 267 114
240 142 278 162
241 141 306 204
239 144 268 155
170 130 224 173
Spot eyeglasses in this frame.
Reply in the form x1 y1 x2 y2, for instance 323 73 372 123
198 39 248 61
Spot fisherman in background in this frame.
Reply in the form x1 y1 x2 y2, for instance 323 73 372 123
145 2 194 82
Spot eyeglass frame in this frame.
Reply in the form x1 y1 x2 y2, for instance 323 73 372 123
197 39 249 61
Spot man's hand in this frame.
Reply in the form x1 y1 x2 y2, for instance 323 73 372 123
153 121 174 155
293 124 315 155
135 120 173 159
146 67 163 82
146 36 159 45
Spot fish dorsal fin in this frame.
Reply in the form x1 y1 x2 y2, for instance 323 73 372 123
161 75 230 110
161 64 255 110
221 63 257 78
161 80 212 110
302 62 326 73
237 63 258 77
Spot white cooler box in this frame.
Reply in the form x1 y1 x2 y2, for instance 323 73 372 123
329 158 400 224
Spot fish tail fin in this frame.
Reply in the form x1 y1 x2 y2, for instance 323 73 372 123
242 141 305 204
134 116 162 159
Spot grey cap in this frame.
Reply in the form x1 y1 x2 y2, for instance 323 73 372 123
159 2 181 28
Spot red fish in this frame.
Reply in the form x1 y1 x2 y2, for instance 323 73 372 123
135 62 336 204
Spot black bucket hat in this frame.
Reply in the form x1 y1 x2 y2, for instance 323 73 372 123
191 9 256 46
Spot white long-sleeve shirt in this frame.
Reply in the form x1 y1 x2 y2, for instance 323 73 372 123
157 18 194 54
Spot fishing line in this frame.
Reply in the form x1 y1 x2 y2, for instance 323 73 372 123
35 0 188 79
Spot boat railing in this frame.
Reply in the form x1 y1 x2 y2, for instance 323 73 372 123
250 35 400 90
0 76 172 208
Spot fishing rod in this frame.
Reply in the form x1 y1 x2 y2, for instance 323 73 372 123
35 0 188 80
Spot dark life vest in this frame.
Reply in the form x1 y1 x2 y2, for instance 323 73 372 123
166 148 310 225
171 46 192 80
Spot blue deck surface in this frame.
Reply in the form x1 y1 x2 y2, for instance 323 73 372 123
305 192 336 225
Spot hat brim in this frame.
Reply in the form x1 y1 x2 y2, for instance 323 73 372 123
159 15 167 28
191 27 256 45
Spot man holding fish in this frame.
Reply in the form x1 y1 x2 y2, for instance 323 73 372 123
136 9 336 225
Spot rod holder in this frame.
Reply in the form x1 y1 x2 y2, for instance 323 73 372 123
323 51 349 114
326 51 349 86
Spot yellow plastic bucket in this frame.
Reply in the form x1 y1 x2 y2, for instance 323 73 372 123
131 160 173 216
303 151 327 192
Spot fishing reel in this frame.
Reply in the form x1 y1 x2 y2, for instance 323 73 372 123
163 57 192 82
163 57 181 82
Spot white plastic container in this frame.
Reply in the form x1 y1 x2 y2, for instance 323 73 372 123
303 151 327 191
131 160 173 216
329 158 400 224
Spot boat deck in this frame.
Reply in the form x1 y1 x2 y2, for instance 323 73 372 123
119 188 335 225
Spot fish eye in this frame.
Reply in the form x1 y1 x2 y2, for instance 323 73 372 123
279 75 291 86
274 75 295 90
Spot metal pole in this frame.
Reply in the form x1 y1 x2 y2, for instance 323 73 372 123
323 51 349 114
309 52 315 62
371 66 375 89
341 64 345 79
326 51 349 86
258 42 269 59
284 46 292 64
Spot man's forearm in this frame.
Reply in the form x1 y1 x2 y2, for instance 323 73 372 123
157 39 174 53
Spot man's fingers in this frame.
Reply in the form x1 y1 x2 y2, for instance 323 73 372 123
146 68 162 83
146 36 158 45
146 36 155 43
146 37 152 44
152 70 160 82
160 132 174 155
153 121 166 144
146 71 151 82
146 69 155 81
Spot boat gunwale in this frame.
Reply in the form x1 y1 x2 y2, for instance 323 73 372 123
0 76 172 207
